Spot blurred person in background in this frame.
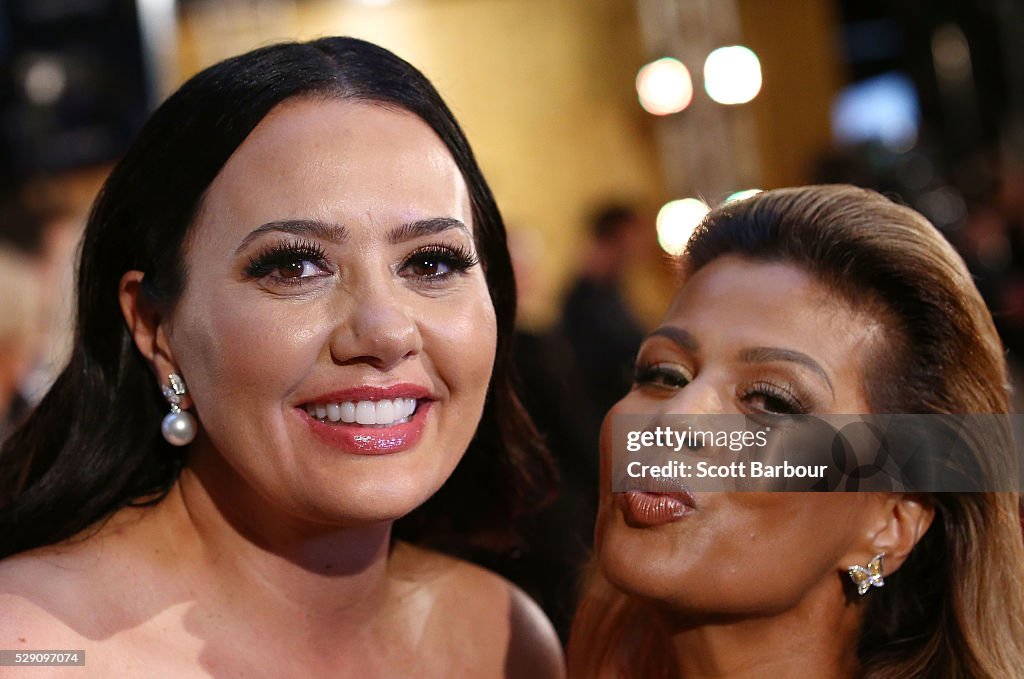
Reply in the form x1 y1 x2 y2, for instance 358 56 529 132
0 193 87 414
0 245 40 440
503 227 603 642
560 204 647 419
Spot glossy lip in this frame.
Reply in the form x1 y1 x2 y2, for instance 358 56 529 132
616 490 697 528
296 382 435 455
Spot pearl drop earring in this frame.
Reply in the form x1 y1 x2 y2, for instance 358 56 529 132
161 373 197 446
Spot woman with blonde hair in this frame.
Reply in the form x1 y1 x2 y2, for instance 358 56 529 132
569 185 1024 678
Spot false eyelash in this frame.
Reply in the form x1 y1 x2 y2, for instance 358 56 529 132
243 239 329 279
634 362 690 389
402 242 480 275
744 379 809 415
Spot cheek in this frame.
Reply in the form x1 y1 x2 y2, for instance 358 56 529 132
598 494 868 615
422 286 497 398
169 292 324 418
701 494 866 599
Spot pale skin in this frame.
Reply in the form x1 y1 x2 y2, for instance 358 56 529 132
0 100 564 678
595 257 934 679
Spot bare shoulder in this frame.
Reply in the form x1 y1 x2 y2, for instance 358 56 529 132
0 552 94 678
503 582 567 679
0 520 151 651
390 542 565 679
0 546 101 633
0 539 194 679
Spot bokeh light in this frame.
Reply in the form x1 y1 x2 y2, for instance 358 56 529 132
23 58 67 105
704 46 762 105
657 198 710 255
636 57 694 115
725 189 763 203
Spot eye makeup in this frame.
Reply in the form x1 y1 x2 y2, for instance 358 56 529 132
739 376 811 415
240 235 481 292
398 242 479 282
633 362 691 390
243 238 331 286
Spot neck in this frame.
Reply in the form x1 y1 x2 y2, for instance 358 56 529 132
150 453 397 642
664 588 862 679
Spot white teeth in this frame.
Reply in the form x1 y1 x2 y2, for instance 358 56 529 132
306 397 419 425
375 399 394 425
355 400 376 424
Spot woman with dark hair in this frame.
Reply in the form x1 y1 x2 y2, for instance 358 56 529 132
568 185 1024 678
0 37 563 676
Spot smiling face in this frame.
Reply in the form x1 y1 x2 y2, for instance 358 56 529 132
156 98 496 529
596 255 892 616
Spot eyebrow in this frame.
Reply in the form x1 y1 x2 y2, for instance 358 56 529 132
387 217 469 244
235 216 469 255
235 220 348 254
738 347 835 397
648 327 835 397
648 326 699 352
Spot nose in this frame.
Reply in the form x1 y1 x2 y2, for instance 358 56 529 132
669 377 727 415
328 280 422 371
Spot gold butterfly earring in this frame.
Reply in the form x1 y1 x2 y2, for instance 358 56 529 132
847 552 886 596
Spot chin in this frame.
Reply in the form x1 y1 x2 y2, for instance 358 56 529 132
595 511 701 607
596 514 666 598
598 523 815 620
313 470 451 525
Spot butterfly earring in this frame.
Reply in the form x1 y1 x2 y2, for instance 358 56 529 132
847 552 885 596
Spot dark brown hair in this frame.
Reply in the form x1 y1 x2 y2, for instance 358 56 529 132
0 37 553 559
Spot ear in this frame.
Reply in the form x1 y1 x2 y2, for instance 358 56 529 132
842 494 935 576
118 270 193 409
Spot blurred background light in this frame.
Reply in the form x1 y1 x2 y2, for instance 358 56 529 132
725 188 763 203
656 198 710 255
831 72 921 152
703 45 762 105
22 57 67 106
636 57 693 115
931 23 973 84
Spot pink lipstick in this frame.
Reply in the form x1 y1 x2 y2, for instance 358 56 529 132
296 383 433 455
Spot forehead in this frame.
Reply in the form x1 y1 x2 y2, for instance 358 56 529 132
668 256 886 393
190 97 473 249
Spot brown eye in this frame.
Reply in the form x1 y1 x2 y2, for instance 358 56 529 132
634 363 690 389
405 256 450 277
273 259 324 280
244 240 331 285
399 244 478 281
743 381 806 415
279 260 307 279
